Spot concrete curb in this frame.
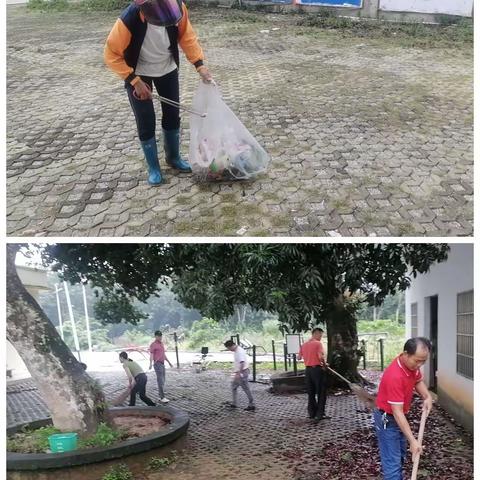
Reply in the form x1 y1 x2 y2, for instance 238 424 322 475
7 406 190 471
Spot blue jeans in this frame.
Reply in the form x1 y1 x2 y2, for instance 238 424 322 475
373 409 407 480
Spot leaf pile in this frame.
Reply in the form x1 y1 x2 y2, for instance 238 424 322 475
288 396 472 480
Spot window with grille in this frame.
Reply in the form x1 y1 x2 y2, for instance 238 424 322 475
411 303 418 338
457 290 473 380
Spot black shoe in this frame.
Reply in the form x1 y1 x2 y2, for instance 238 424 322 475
244 405 256 411
228 403 237 409
318 415 331 420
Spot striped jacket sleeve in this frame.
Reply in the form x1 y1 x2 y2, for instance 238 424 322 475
104 19 140 85
178 3 205 68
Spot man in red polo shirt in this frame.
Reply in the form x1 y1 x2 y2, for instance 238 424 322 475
298 327 330 422
374 337 433 480
149 330 173 403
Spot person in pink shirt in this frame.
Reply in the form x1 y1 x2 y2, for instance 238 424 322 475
298 327 330 422
149 330 173 403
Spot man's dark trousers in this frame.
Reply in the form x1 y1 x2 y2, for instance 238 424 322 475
305 365 327 419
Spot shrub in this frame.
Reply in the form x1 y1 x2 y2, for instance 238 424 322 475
78 422 127 449
8 425 61 453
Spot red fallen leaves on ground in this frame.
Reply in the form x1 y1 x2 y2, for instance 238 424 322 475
287 395 473 480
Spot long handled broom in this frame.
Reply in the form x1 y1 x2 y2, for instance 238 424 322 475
110 386 131 407
410 408 428 480
327 366 377 409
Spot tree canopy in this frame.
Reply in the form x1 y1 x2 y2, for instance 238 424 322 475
40 243 449 332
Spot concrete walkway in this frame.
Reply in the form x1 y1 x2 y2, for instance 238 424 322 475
6 6 473 236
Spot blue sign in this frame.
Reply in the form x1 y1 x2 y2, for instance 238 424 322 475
298 0 362 6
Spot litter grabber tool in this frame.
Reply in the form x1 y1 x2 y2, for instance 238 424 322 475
327 366 376 409
133 84 207 118
410 407 428 480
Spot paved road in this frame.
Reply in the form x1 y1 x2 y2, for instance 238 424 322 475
6 6 473 236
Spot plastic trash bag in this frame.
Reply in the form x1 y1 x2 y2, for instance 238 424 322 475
189 83 270 181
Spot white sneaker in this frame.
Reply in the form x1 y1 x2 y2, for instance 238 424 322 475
160 397 170 403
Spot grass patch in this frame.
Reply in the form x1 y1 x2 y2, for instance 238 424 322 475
28 0 130 12
7 426 61 454
296 14 472 48
102 464 133 480
147 451 178 470
358 319 405 368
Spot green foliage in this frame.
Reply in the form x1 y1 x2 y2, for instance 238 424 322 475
101 464 133 480
119 330 152 347
8 423 127 454
357 292 405 323
95 292 148 326
7 426 61 453
28 0 69 11
78 423 126 449
28 0 131 11
261 319 283 339
357 319 405 337
296 14 472 48
188 318 227 349
78 0 130 10
147 451 178 470
357 319 406 368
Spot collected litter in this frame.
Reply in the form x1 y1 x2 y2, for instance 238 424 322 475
189 82 270 181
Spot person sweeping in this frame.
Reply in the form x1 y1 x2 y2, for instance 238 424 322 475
297 327 330 422
104 0 214 186
119 351 156 406
373 337 433 480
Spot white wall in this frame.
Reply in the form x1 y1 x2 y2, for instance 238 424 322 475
405 244 473 429
379 0 473 17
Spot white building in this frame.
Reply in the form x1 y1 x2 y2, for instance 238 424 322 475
405 243 473 432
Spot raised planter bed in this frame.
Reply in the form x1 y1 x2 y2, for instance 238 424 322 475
7 406 189 471
270 370 307 393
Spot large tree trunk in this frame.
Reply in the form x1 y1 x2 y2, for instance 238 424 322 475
6 245 109 435
325 295 364 384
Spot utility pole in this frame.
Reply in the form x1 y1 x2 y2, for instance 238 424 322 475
55 284 64 341
64 281 81 361
81 281 92 353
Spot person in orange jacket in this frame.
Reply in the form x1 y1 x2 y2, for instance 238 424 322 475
104 0 213 185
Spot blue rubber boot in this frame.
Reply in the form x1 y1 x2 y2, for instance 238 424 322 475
163 128 192 172
140 137 163 185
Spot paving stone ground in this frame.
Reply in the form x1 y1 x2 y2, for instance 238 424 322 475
7 6 473 236
7 368 473 479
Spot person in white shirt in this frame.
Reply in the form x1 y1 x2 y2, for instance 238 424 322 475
224 340 255 411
